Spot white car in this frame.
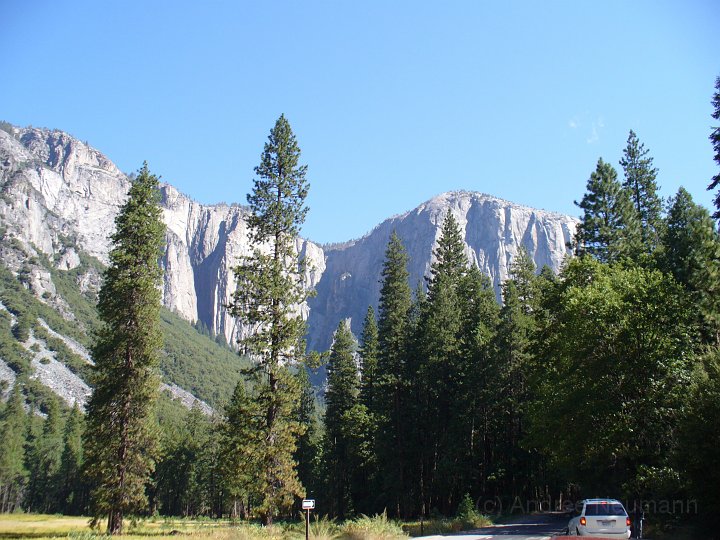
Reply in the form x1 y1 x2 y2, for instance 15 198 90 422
567 498 632 538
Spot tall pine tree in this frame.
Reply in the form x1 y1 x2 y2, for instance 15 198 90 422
294 368 322 505
229 114 310 524
356 306 379 512
83 162 166 534
457 265 499 499
619 130 662 255
374 231 412 517
417 213 469 514
220 381 261 519
487 248 539 500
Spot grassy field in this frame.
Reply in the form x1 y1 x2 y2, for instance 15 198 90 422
0 513 412 540
0 512 495 539
0 514 235 539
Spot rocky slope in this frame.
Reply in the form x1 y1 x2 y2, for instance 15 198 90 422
0 124 578 365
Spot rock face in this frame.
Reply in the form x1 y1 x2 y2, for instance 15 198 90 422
307 191 576 350
0 125 578 358
0 127 325 348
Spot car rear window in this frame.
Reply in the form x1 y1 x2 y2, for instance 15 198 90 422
585 503 626 516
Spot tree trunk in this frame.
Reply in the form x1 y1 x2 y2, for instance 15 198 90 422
108 509 123 535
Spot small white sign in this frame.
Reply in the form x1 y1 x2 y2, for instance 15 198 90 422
302 499 315 510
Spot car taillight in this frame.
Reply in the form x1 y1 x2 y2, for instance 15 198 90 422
580 517 587 526
627 517 632 527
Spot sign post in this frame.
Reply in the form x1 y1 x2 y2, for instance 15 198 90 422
302 499 315 540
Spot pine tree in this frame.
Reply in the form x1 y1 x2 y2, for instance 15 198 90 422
183 406 213 517
83 162 166 534
358 306 379 412
457 265 499 498
59 406 86 515
198 417 225 518
620 130 663 254
0 384 27 513
574 158 640 263
154 404 214 517
427 213 467 300
229 114 310 524
323 320 360 519
26 397 63 512
220 381 262 519
374 231 412 517
708 76 720 221
356 306 379 512
294 368 321 504
488 250 538 499
417 213 469 513
661 188 720 345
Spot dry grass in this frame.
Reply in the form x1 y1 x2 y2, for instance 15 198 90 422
0 515 289 540
0 514 93 537
0 514 412 540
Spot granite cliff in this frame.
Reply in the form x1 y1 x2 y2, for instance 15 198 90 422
0 124 577 373
308 191 576 350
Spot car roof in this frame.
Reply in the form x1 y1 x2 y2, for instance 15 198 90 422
583 498 623 503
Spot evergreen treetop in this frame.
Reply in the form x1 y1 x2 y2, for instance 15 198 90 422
620 130 663 253
708 76 720 221
359 306 379 411
427 213 467 299
377 231 412 375
247 113 309 244
574 158 640 263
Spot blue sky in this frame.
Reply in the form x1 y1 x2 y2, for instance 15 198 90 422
2 1 718 244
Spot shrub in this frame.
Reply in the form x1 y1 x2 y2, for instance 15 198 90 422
453 493 492 530
342 512 408 539
287 516 341 540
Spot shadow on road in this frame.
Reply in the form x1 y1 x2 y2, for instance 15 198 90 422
418 513 569 539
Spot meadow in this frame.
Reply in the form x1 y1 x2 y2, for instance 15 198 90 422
0 512 494 539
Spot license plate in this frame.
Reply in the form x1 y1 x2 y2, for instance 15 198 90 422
599 520 615 526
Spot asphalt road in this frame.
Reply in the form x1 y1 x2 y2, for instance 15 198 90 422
416 513 569 540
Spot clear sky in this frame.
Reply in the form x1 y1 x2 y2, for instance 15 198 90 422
1 1 718 244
